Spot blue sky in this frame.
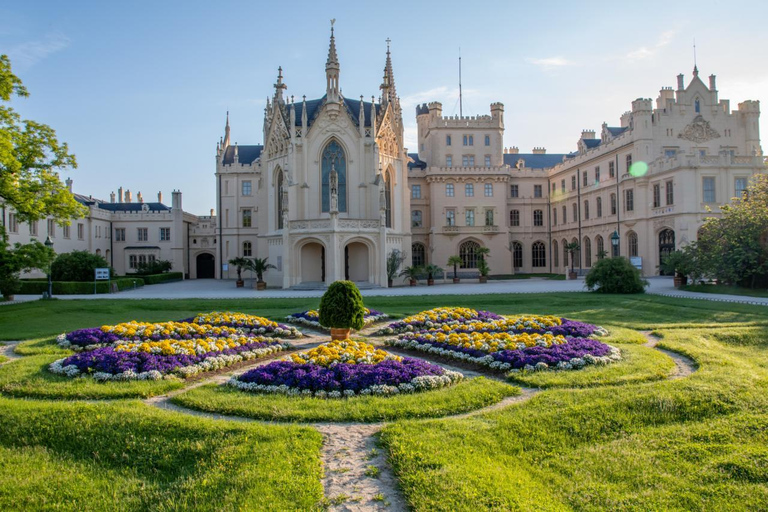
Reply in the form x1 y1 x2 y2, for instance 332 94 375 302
3 0 767 215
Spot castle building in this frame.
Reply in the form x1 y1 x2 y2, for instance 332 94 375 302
216 25 410 287
217 29 764 287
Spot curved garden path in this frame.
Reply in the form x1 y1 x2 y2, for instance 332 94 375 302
0 325 699 511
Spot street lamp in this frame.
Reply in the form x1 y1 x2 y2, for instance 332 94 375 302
611 230 620 258
44 236 54 298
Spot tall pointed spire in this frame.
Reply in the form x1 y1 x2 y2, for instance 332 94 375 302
274 66 287 103
381 38 399 112
223 111 231 148
326 19 340 102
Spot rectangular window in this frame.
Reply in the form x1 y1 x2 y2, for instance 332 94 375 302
446 210 455 226
30 221 38 236
160 227 171 241
468 155 475 166
446 183 455 197
242 209 252 227
446 155 452 167
76 223 84 240
625 189 634 211
462 155 469 166
47 219 56 237
484 183 493 197
7 213 17 233
534 210 543 226
485 209 494 226
63 224 70 239
485 155 491 167
735 178 748 198
665 149 677 158
584 201 590 220
510 210 520 227
139 255 147 266
595 166 600 183
552 183 556 193
626 154 632 171
241 181 252 196
703 177 716 203
129 255 137 269
446 135 451 146
611 194 617 215
699 149 706 158
653 184 661 208
534 185 542 198
561 179 565 193
484 135 490 146
510 185 519 198
572 203 577 222
596 197 602 218
553 208 557 225
562 206 567 224
411 185 422 199
411 210 422 228
666 181 674 205
582 171 588 187
469 135 473 146
115 228 125 241
609 161 615 178
571 176 576 190
137 227 147 241
465 183 474 197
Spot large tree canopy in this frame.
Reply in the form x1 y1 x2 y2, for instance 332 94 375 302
0 54 86 237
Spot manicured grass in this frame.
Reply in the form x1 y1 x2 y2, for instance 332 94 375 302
681 283 768 298
380 326 768 510
0 355 184 399
508 343 676 389
171 377 519 422
0 398 323 510
2 293 768 340
0 355 7 364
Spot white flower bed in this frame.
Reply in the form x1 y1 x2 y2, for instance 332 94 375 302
284 312 389 331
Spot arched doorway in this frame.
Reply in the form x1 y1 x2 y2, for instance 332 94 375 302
345 242 370 282
301 242 325 284
659 229 675 275
196 253 215 279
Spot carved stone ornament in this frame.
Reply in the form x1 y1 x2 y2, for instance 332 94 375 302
678 115 721 143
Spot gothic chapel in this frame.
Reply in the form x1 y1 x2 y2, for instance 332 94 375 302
215 24 411 288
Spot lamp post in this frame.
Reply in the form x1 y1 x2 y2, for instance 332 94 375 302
44 236 54 298
611 230 620 258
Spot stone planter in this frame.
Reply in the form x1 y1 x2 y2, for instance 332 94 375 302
568 271 578 280
256 281 267 290
479 276 488 283
330 328 351 340
453 277 460 284
409 279 417 286
673 276 686 288
427 278 435 286
236 280 244 288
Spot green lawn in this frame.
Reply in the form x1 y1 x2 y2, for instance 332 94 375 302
681 283 768 298
2 294 768 509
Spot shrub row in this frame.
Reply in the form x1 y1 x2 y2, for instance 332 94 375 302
140 272 184 285
19 278 144 295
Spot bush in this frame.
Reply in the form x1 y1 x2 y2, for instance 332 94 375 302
585 257 648 294
318 281 365 330
141 272 183 285
18 278 144 295
135 259 172 276
51 251 112 282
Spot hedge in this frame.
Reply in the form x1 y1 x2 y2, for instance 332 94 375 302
18 278 144 295
140 272 184 285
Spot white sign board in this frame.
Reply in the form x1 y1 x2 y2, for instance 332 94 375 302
630 257 642 270
95 268 111 281
222 264 229 271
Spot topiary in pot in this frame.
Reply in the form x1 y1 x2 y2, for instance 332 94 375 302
318 280 366 339
585 256 648 294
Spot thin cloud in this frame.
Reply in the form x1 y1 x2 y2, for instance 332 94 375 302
625 30 676 61
526 57 575 70
7 33 71 70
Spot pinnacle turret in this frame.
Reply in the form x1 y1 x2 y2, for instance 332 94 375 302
326 19 340 102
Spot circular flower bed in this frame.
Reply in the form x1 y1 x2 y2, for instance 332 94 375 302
229 339 463 398
383 308 620 373
376 307 502 335
285 308 388 331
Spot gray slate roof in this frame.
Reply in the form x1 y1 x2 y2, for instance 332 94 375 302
98 202 171 212
407 153 427 170
222 145 263 165
606 126 628 136
503 153 567 169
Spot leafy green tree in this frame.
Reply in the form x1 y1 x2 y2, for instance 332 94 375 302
0 239 55 298
1 54 86 240
585 257 648 294
51 251 111 282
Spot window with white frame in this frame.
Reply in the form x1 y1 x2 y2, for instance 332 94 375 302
609 161 615 178
653 183 661 208
534 184 542 198
446 209 455 226
129 255 138 269
666 181 674 205
703 177 716 203
160 227 171 241
735 178 748 198
243 241 252 257
510 184 518 198
484 135 490 146
446 183 455 197
484 183 493 197
47 219 56 237
485 209 494 226
30 221 38 236
485 155 491 167
510 209 520 226
533 209 543 226
446 155 452 167
7 213 17 233
411 210 423 228
137 227 147 241
115 228 125 241
465 183 474 197
242 209 252 227
625 189 634 211
241 181 252 196
465 209 475 226
411 185 421 199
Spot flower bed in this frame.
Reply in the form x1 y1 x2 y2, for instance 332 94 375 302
375 307 502 335
191 312 302 338
229 339 463 398
50 336 286 381
285 308 388 331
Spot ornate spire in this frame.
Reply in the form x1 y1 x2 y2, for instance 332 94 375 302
326 19 340 102
223 111 231 148
274 66 287 102
381 38 398 109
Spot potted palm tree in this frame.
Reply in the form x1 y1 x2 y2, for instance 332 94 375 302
659 250 694 288
318 280 366 340
476 247 491 283
247 257 276 290
447 255 462 283
386 249 406 288
399 266 421 286
228 257 249 287
565 242 580 280
424 263 443 286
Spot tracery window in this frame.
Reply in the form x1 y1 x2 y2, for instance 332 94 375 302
321 140 347 212
459 240 481 268
532 241 546 267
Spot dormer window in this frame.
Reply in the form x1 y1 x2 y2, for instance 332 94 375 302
695 99 700 113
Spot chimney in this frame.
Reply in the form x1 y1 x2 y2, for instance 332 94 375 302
137 192 143 203
125 189 132 203
65 177 73 193
210 208 215 217
158 191 163 203
581 130 596 140
508 146 519 154
118 187 124 202
532 147 546 154
110 191 116 203
709 74 717 91
172 190 182 210
677 73 685 90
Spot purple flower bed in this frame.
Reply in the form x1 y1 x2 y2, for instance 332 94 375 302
63 328 123 348
238 358 446 393
58 340 282 375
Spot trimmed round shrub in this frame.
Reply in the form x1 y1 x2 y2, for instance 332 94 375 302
51 251 111 282
318 280 366 330
585 257 648 294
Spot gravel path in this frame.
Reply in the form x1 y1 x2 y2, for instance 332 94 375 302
641 331 697 378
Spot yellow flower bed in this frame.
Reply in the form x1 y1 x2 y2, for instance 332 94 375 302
114 335 273 356
437 315 563 333
290 339 401 367
193 312 280 329
400 307 481 325
413 331 567 353
103 321 240 339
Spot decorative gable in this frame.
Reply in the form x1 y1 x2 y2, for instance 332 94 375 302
678 115 721 143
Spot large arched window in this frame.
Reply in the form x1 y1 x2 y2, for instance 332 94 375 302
596 235 605 260
321 140 347 212
276 170 284 229
553 240 559 267
532 241 546 267
628 231 639 258
412 242 426 267
459 240 481 268
583 236 592 267
512 241 523 269
384 170 393 228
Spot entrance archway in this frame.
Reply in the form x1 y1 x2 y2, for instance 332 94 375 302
345 242 370 282
196 253 215 279
300 242 325 284
659 229 675 275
